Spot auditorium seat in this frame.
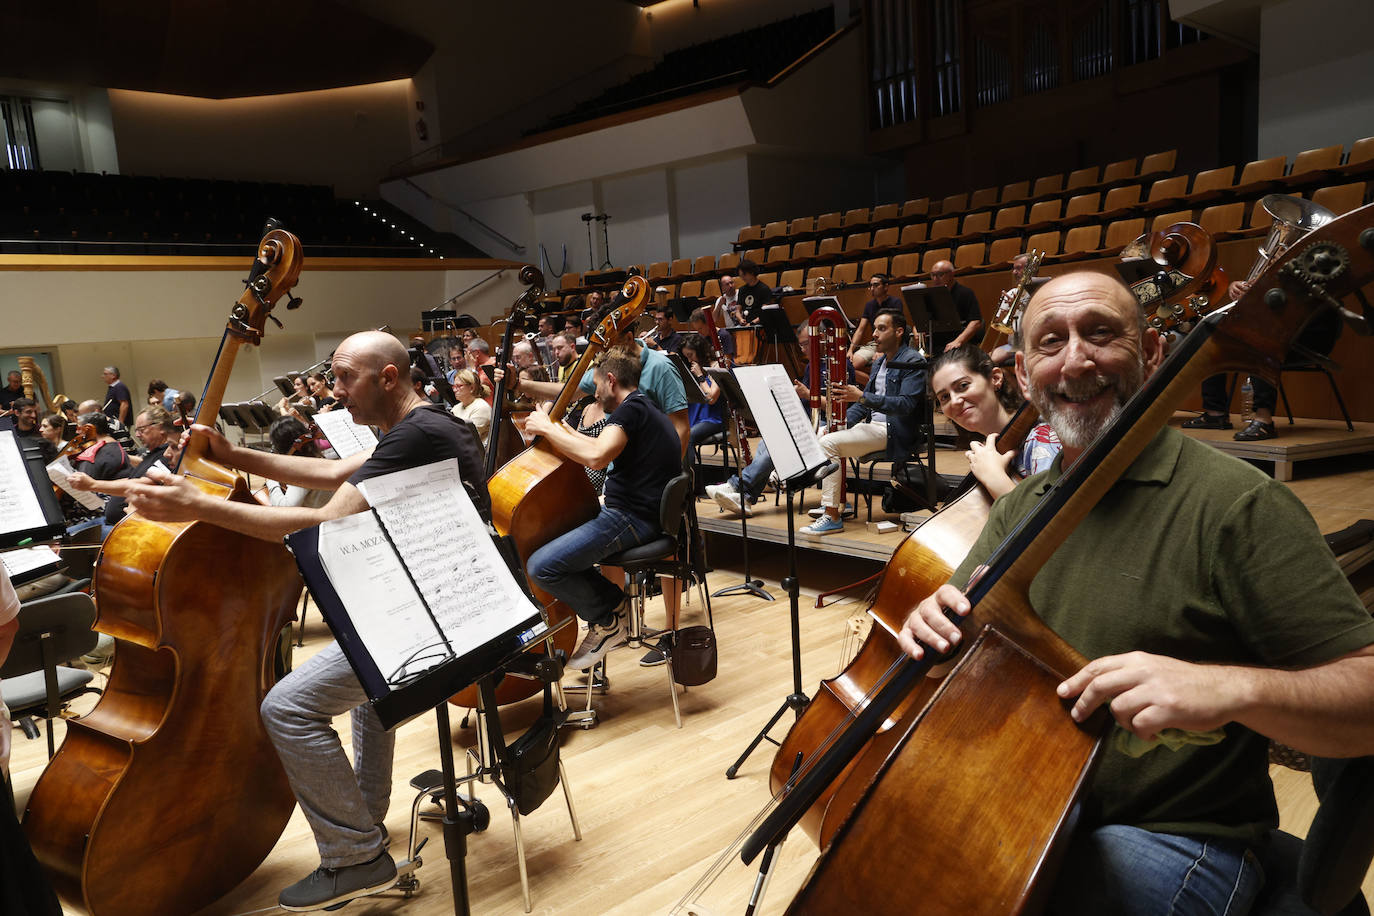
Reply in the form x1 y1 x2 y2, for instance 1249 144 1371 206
843 232 870 254
762 220 789 242
1311 181 1368 215
920 247 951 272
789 216 815 237
743 247 765 264
1138 149 1178 182
679 280 703 297
1099 184 1143 220
993 205 1026 231
1284 145 1344 185
843 207 871 229
987 236 1023 266
1150 209 1195 232
1066 166 1100 192
718 252 740 271
815 211 843 234
816 236 844 260
860 256 889 280
560 272 581 291
1031 174 1064 199
668 258 692 278
831 262 859 284
871 203 900 226
1057 224 1103 261
1102 217 1146 253
1198 202 1246 236
788 240 818 263
703 278 721 298
1024 199 1063 231
736 225 763 247
1188 165 1236 204
1000 180 1031 204
969 187 999 211
928 216 959 243
953 242 985 272
938 192 968 215
1232 156 1287 195
869 226 900 253
1335 137 1374 179
900 198 930 220
1144 175 1190 210
1064 192 1101 221
899 223 928 246
1025 230 1061 257
764 244 790 266
805 265 833 283
890 252 920 279
1101 157 1137 186
959 211 992 238
691 255 716 275
758 272 778 287
778 269 804 290
647 261 671 280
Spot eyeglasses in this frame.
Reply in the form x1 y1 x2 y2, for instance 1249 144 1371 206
133 424 154 433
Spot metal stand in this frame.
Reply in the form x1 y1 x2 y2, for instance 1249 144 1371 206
725 462 836 778
596 214 613 270
706 368 772 603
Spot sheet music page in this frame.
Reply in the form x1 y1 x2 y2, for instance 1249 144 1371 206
0 431 49 534
2 545 63 579
356 459 540 671
314 411 379 459
733 364 826 480
317 511 438 683
45 456 105 511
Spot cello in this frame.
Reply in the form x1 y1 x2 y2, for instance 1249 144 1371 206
458 275 651 708
24 224 307 915
753 204 1374 913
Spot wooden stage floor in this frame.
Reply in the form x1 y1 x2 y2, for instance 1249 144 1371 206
10 441 1374 915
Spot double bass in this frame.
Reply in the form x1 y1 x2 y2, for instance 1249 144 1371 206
25 224 307 915
464 276 651 708
753 204 1374 912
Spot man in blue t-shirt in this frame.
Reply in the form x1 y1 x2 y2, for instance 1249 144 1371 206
525 352 682 670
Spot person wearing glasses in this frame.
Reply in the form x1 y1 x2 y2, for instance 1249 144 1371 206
848 273 905 370
928 259 984 352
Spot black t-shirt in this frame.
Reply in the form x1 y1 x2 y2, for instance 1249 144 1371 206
0 386 23 411
104 380 132 420
75 440 130 481
655 330 684 355
105 444 171 524
861 295 904 325
348 404 490 521
736 280 773 323
603 391 681 524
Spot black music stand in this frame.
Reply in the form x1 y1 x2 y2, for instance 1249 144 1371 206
756 305 797 367
725 455 836 778
0 423 67 550
703 367 771 603
900 284 960 355
287 522 567 916
668 296 702 324
802 296 855 332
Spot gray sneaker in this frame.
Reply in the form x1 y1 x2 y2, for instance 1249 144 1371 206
278 852 397 912
707 483 751 517
567 614 627 670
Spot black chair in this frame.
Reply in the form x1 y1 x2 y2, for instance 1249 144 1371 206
1 592 102 758
1254 755 1374 915
570 471 694 729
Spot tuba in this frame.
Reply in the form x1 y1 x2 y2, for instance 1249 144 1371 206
1243 194 1336 287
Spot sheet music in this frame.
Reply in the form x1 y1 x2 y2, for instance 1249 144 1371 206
0 430 49 534
733 364 826 481
315 459 539 685
314 411 379 459
2 545 62 579
45 456 105 511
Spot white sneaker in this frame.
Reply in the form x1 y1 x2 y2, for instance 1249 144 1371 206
567 614 627 670
707 483 751 517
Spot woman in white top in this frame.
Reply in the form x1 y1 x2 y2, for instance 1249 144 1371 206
450 369 492 451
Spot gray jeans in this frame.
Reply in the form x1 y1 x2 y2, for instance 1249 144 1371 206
261 641 392 868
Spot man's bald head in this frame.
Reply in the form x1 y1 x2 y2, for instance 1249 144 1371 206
930 261 955 286
336 330 409 374
1019 271 1145 350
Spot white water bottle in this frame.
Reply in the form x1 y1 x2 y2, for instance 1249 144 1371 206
1240 376 1254 423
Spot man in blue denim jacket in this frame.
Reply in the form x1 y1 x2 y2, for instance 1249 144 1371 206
802 309 925 536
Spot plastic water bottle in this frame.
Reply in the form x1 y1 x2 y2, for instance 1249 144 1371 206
1240 376 1254 424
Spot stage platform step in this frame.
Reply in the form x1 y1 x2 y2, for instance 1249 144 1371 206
1174 414 1374 481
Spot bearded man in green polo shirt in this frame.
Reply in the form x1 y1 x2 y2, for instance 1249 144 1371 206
898 271 1374 915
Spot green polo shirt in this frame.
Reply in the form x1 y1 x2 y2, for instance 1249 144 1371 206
953 426 1374 846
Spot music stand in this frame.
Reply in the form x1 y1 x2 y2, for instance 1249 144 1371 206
272 375 294 398
0 424 66 550
900 284 961 355
756 305 797 368
802 296 855 333
667 296 701 325
702 367 771 604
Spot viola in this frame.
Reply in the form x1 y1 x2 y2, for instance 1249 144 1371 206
24 223 307 915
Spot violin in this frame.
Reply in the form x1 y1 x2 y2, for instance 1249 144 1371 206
25 223 307 915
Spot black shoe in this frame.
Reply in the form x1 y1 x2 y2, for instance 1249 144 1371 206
1182 413 1231 430
640 633 674 667
279 852 397 912
1234 419 1277 441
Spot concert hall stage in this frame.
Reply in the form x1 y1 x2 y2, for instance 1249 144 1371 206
1169 415 1374 481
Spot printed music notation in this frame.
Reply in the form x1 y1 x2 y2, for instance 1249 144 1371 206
0 430 50 535
733 364 826 482
312 459 539 686
313 410 379 459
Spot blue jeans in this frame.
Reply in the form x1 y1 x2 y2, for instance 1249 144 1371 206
1050 825 1263 916
728 439 774 500
689 419 724 448
527 505 660 624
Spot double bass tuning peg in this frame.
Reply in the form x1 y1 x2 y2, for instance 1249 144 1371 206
285 292 304 310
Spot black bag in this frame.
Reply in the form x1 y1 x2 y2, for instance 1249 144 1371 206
671 624 718 687
500 686 562 816
882 461 950 514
